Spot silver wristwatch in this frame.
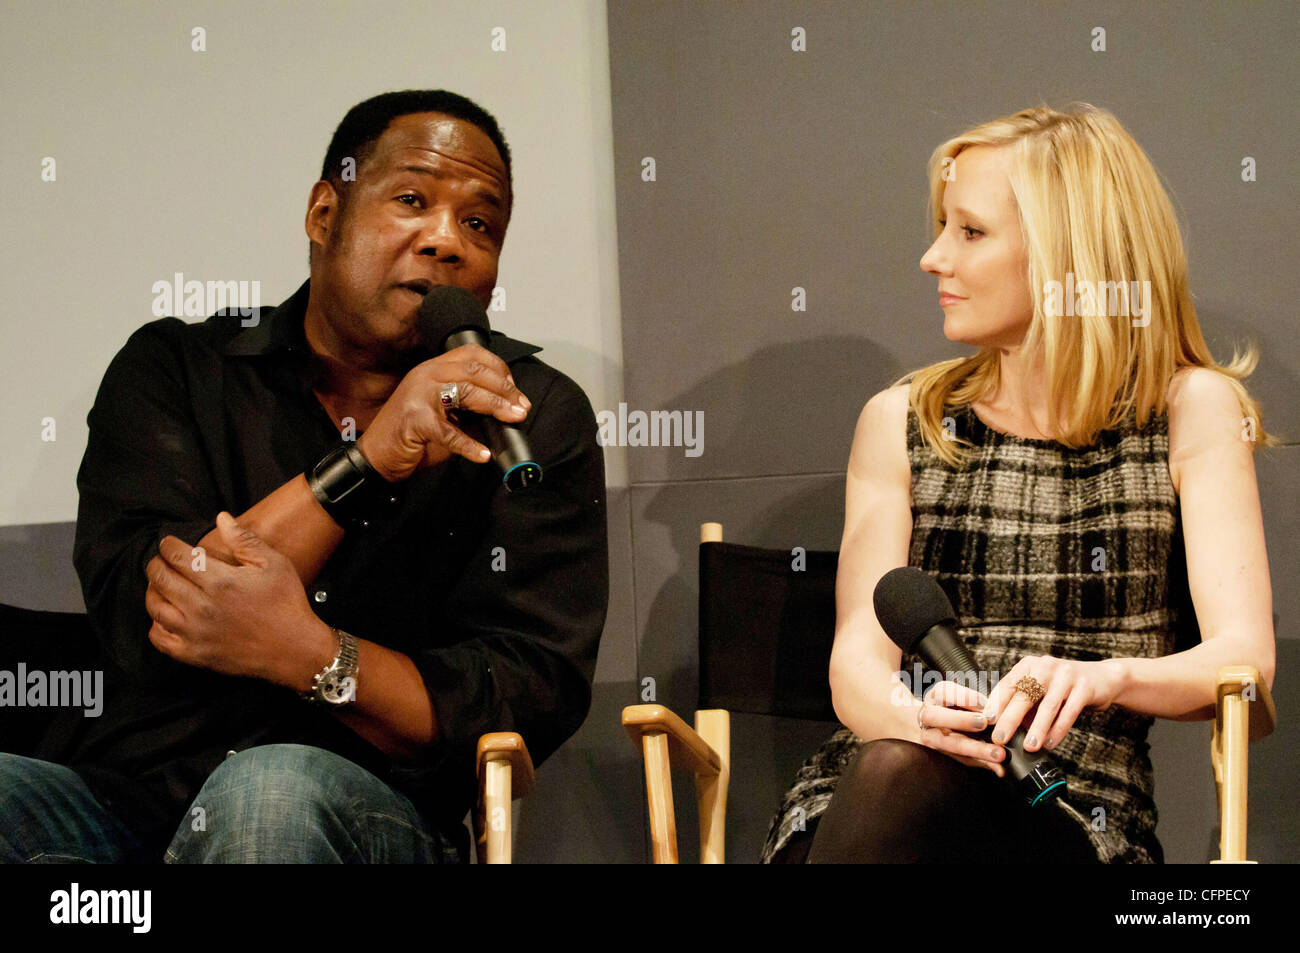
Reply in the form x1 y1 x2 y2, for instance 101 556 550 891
303 627 359 705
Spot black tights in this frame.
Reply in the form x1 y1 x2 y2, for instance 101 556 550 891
775 739 1099 864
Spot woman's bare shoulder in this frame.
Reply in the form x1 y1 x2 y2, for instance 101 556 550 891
1165 367 1248 496
861 383 911 421
853 384 912 486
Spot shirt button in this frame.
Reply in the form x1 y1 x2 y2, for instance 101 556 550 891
314 590 328 603
225 749 238 760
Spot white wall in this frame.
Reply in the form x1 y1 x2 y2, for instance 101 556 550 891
0 0 626 526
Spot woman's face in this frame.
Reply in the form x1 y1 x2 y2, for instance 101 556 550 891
919 145 1035 349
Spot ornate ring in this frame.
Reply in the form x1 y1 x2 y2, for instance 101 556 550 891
439 382 461 411
916 703 927 732
1014 675 1046 705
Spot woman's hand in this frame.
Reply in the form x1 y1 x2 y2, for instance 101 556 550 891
982 656 1128 753
916 680 1007 778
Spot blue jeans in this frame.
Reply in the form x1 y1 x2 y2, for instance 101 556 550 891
0 745 466 864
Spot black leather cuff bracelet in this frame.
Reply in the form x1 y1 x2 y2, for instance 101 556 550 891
308 441 401 529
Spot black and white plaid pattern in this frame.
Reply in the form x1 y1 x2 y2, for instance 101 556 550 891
760 402 1192 863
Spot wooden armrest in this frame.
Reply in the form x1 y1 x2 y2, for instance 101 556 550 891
474 732 534 864
623 705 730 863
1216 666 1275 741
476 731 535 798
622 704 722 776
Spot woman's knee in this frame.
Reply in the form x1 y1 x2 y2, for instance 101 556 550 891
839 738 960 804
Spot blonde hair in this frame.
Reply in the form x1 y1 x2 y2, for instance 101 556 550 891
899 103 1274 467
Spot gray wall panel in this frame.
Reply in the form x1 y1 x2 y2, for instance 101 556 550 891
609 0 1298 486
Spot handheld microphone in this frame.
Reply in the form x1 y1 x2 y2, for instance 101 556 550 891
415 286 542 491
873 566 1065 806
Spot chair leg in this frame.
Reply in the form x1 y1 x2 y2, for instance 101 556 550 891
694 710 729 864
481 760 513 864
1212 692 1251 864
642 731 678 863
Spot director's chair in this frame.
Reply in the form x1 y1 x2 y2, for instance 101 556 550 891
623 523 1276 863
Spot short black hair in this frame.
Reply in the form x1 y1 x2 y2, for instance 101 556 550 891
319 89 512 200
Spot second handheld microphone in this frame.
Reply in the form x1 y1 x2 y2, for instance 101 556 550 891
873 566 1066 806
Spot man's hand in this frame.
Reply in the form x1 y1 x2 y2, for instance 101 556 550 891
356 343 531 483
144 511 334 689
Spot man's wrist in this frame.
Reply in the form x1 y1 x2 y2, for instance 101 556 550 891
281 617 338 693
354 433 397 484
308 439 404 528
301 626 360 705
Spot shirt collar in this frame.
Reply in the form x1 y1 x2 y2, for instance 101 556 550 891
221 279 544 364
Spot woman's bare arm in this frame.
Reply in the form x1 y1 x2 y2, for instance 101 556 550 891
827 385 924 743
1112 367 1276 719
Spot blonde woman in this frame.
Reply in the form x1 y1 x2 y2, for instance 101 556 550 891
761 104 1276 864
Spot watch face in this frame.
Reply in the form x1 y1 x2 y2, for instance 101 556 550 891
320 673 357 704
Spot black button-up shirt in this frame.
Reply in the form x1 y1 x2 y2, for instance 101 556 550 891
57 280 608 851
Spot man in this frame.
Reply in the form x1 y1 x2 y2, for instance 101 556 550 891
0 90 608 863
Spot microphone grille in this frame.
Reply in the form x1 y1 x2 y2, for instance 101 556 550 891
415 285 491 352
872 567 957 653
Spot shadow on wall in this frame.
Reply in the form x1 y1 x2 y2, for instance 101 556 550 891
637 332 890 710
640 333 904 483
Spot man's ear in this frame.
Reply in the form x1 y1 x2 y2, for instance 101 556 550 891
305 180 342 253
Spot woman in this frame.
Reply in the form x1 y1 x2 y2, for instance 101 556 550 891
761 104 1276 864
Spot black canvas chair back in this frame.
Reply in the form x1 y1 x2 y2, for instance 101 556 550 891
698 542 839 722
0 604 99 758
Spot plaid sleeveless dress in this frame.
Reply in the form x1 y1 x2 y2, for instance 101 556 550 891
759 400 1196 863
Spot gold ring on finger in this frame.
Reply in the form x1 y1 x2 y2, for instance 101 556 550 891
1014 675 1045 705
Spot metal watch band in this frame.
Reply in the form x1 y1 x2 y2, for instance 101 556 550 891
303 627 359 705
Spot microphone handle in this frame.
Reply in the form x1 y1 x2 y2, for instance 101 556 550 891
915 622 1065 805
442 328 543 491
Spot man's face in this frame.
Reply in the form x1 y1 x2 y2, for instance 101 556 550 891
306 112 510 364
919 145 1034 350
